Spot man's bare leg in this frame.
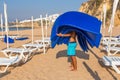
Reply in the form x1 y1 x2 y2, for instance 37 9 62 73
69 57 73 68
70 56 77 71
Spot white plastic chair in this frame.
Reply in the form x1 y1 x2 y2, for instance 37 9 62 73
101 56 120 74
0 56 21 73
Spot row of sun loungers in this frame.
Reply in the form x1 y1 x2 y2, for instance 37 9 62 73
101 36 120 74
0 38 51 73
0 12 51 73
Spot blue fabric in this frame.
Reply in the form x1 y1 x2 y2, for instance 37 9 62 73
50 11 102 52
67 42 77 56
4 35 14 43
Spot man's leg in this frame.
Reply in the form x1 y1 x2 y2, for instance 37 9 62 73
71 56 77 71
70 56 73 68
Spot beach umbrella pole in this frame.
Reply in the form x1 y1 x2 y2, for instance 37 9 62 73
48 16 51 28
108 0 119 55
31 16 34 44
1 14 3 36
45 14 48 38
4 3 9 48
40 15 45 54
100 12 103 33
103 1 107 37
16 19 19 35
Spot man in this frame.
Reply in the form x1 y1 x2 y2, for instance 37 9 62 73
57 31 77 71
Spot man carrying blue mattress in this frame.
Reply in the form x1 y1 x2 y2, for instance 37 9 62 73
57 31 77 71
51 11 102 71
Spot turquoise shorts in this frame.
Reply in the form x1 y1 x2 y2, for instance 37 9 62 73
67 42 77 56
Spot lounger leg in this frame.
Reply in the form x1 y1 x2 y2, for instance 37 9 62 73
108 50 119 55
9 52 13 57
24 51 32 63
112 64 120 74
21 51 30 63
24 55 28 63
19 51 26 63
107 48 112 56
113 50 119 55
3 51 9 57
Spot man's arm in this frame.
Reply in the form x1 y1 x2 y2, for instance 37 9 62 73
57 33 71 37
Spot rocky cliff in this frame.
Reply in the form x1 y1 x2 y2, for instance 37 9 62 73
79 0 120 27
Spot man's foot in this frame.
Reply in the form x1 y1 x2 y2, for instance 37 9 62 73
69 65 74 70
70 69 77 71
69 65 73 68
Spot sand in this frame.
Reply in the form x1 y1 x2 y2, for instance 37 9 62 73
0 26 120 80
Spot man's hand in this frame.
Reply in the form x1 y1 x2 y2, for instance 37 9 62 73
57 33 63 37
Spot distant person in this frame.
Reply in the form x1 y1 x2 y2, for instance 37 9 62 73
57 31 77 71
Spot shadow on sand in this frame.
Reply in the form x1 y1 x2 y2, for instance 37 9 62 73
56 49 89 62
0 71 10 78
89 49 118 80
83 61 101 80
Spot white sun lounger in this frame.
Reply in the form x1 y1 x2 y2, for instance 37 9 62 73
0 36 4 40
102 56 120 74
0 56 21 73
101 37 120 46
102 37 120 42
35 39 51 47
22 43 44 51
103 46 120 55
102 40 120 46
1 48 36 62
44 37 50 40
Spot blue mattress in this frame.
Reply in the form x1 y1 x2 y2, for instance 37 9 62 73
50 11 102 52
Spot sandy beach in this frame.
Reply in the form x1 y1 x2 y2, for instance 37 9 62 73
0 26 120 80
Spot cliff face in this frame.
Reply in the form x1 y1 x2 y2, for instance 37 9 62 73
79 0 120 27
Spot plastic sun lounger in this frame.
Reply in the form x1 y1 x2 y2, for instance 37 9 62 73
0 36 4 40
102 41 120 47
0 56 21 73
1 48 36 62
35 39 51 47
22 43 45 51
44 37 50 40
102 37 120 43
101 37 120 46
102 56 120 74
103 46 120 55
